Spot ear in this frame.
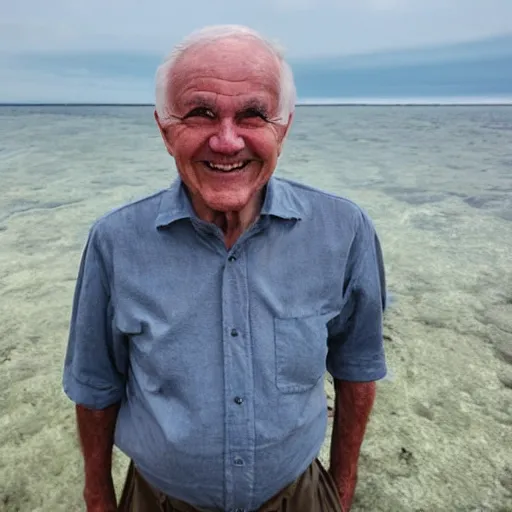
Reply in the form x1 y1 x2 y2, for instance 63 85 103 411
277 111 294 156
154 110 175 156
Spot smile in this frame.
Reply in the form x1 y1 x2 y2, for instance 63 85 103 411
203 161 250 172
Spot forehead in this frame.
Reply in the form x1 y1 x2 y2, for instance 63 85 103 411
169 37 281 110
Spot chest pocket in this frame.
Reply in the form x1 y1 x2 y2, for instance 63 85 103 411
274 314 330 393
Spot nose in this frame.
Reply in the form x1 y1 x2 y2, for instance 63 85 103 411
208 120 245 154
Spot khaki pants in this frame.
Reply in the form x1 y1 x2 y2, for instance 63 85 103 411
118 458 343 512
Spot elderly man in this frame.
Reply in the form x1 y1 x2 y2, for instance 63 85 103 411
63 25 387 512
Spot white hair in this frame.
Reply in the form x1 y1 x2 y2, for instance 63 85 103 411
155 25 296 125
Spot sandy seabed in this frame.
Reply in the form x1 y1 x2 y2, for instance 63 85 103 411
0 105 511 511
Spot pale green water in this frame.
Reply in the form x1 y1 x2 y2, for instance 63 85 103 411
0 105 511 511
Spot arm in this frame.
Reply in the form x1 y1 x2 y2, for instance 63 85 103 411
63 225 127 511
329 379 376 512
326 209 388 511
76 403 121 512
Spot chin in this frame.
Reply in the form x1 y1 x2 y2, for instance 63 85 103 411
202 190 255 212
182 164 271 214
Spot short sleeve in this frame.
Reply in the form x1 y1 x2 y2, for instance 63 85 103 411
62 225 127 409
326 210 387 382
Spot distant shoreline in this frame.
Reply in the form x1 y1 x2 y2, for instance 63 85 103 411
2 102 512 107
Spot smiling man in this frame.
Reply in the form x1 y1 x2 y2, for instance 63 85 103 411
63 25 388 512
154 32 289 249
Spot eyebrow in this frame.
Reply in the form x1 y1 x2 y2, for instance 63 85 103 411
182 97 215 110
238 99 270 114
182 97 271 113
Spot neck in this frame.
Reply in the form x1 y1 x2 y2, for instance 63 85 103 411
191 190 264 249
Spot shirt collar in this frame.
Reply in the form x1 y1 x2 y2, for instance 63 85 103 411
260 176 303 221
155 177 194 228
155 175 303 229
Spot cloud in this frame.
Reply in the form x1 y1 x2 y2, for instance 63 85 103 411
270 0 319 11
1 0 512 102
0 60 154 103
366 0 407 11
2 35 511 104
2 0 512 57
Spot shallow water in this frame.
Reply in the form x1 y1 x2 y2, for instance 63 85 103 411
0 105 511 511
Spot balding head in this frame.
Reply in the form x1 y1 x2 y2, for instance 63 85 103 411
155 25 296 125
153 25 295 225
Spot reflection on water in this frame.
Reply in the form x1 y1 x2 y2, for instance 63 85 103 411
0 105 511 511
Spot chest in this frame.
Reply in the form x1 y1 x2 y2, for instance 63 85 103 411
113 219 349 326
109 220 350 388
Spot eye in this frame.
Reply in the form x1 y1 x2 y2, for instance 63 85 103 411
183 107 215 119
238 108 270 122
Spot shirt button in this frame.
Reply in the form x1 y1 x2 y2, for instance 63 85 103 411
230 328 239 337
234 396 244 405
233 457 244 466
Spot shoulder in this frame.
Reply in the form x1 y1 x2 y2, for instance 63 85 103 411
90 189 167 239
83 189 168 261
273 176 375 233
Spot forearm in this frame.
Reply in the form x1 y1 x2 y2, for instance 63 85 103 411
329 380 376 504
76 402 120 509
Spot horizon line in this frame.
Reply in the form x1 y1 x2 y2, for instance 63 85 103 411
2 102 512 107
2 95 512 107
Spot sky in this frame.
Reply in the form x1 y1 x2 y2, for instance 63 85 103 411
1 0 512 103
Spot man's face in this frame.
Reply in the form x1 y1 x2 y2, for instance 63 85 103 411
155 37 292 215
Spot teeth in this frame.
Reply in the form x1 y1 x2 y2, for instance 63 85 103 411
206 161 246 171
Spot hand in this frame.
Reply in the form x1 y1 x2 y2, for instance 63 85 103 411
84 494 117 512
86 504 117 512
84 481 117 512
332 470 358 512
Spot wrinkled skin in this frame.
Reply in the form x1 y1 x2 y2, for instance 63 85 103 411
155 37 293 247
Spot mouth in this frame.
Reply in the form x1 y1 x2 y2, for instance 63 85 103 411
202 160 250 172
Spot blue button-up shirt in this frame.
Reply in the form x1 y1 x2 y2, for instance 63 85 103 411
63 176 387 512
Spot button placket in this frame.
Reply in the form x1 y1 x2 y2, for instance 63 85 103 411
221 241 256 507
